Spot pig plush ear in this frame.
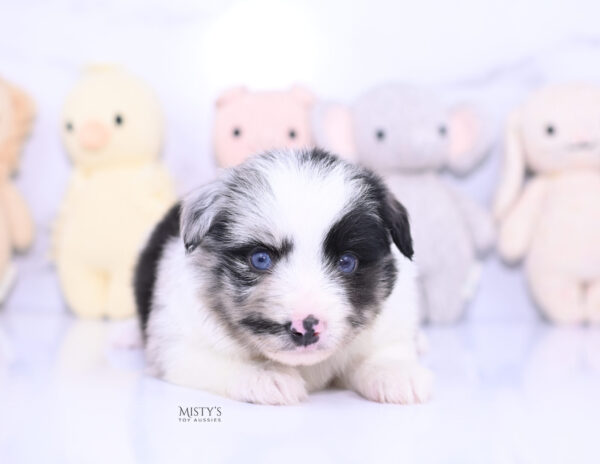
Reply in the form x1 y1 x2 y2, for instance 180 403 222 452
290 85 316 106
312 102 358 162
216 87 247 107
446 104 493 175
493 110 525 221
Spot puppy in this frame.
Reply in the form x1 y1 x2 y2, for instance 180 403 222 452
134 149 432 404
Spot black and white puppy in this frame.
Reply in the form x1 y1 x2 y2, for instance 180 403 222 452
134 149 432 405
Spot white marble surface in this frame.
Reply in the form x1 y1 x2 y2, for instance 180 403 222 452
1 313 600 463
2 1 600 462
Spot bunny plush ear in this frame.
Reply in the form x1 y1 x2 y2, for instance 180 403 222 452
311 102 358 162
216 87 247 107
9 82 35 122
446 104 493 175
493 110 525 221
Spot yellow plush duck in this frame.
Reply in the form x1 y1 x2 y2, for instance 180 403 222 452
0 78 35 302
54 65 175 319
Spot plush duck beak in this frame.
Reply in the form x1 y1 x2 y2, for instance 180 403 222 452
78 120 110 150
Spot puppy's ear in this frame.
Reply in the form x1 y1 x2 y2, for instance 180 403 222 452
180 181 221 253
381 192 414 259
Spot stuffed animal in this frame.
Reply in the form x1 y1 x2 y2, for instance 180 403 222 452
54 65 175 319
314 83 495 323
214 86 316 168
494 83 600 325
0 78 35 302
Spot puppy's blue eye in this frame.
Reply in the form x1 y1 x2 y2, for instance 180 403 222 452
338 253 358 273
250 250 272 271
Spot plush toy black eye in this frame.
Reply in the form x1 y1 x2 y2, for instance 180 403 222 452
375 129 386 141
115 114 123 126
545 124 555 136
438 125 447 136
232 127 242 137
65 122 73 132
288 129 297 139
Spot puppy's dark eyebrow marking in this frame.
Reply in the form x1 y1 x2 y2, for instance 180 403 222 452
323 208 389 265
239 314 288 335
224 237 294 260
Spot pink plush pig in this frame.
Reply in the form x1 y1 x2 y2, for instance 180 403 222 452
213 86 316 168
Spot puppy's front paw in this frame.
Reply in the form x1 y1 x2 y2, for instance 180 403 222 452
228 365 308 405
352 361 433 404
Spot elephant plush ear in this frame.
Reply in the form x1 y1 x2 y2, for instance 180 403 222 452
445 104 494 175
215 86 247 107
312 101 358 162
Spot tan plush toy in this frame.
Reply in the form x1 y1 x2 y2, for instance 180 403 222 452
213 86 316 168
494 83 600 324
0 78 35 302
54 65 175 319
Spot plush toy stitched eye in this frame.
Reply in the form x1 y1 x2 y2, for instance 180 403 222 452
250 249 273 271
375 129 386 141
288 129 297 139
115 114 123 126
65 121 73 132
338 253 358 273
438 125 447 136
545 124 555 136
232 127 242 137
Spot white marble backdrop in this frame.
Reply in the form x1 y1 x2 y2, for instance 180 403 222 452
2 0 600 321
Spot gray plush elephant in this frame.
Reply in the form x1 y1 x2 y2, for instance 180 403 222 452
313 84 495 324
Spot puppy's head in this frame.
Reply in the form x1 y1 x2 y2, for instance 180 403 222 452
181 149 413 366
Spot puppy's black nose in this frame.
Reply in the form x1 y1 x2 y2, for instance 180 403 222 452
302 315 318 331
287 315 320 347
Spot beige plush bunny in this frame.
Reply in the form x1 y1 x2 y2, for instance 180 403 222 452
495 83 600 324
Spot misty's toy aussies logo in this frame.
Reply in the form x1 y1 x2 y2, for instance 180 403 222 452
178 406 223 423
